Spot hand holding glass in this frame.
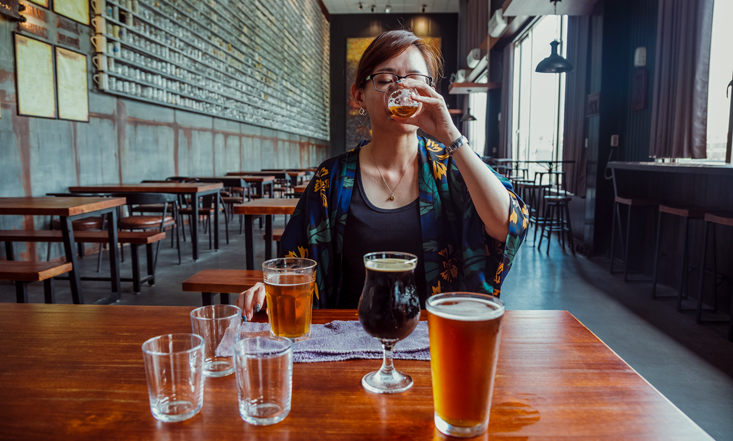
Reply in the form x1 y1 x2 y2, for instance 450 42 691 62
263 258 317 340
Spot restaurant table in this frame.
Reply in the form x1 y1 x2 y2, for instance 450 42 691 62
494 159 576 175
0 197 126 304
227 171 301 187
293 184 308 196
0 305 712 440
221 174 276 198
68 183 222 261
233 198 299 268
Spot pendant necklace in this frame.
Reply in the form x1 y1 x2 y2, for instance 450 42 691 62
371 145 416 201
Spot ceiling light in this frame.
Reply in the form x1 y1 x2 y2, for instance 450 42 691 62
422 5 426 13
535 0 574 73
385 5 391 13
461 108 477 122
358 2 362 10
371 5 374 12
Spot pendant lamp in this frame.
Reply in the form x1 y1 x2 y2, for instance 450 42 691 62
535 0 573 74
461 108 477 122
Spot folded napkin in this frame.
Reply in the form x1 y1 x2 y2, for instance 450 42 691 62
216 320 430 363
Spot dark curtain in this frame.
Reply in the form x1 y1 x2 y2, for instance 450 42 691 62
498 44 514 159
562 16 590 197
649 0 714 159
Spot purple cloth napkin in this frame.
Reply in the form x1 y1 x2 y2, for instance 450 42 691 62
216 320 430 363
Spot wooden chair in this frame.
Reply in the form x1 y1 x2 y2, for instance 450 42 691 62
182 269 263 305
117 193 182 269
0 261 73 303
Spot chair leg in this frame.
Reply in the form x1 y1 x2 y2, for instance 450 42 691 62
209 214 213 250
623 205 632 283
131 243 141 294
546 204 554 255
224 208 229 245
712 226 718 312
78 242 84 259
651 211 663 298
557 204 566 252
610 202 618 274
43 278 55 304
677 218 690 302
563 203 576 255
97 243 104 273
15 281 28 303
694 222 711 320
146 243 155 286
176 221 182 265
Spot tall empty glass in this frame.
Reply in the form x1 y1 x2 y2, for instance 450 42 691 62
234 336 293 425
358 252 421 394
427 293 505 438
190 304 241 377
142 333 205 422
262 258 317 339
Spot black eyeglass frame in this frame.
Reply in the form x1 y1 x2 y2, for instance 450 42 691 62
364 73 434 92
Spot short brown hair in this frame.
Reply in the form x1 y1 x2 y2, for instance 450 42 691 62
354 30 443 89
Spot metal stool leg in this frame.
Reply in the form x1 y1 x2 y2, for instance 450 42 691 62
652 210 663 298
623 204 632 283
610 202 619 273
694 222 711 321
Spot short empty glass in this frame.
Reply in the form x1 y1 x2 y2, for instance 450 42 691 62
190 304 241 377
142 333 205 422
234 336 293 426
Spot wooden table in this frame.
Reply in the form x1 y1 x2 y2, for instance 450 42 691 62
222 174 276 198
0 305 711 440
182 269 262 305
227 171 300 187
68 183 222 261
292 184 308 196
233 198 299 268
0 197 126 304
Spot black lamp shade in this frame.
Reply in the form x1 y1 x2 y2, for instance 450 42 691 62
461 108 477 122
535 40 573 73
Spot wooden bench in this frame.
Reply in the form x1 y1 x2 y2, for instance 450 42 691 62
0 261 73 303
1 230 166 293
182 269 263 305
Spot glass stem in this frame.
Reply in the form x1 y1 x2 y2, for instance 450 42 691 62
379 341 396 376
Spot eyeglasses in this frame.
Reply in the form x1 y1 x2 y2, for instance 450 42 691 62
364 73 433 93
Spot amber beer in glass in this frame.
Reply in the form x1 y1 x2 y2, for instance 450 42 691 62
262 258 317 339
426 293 504 438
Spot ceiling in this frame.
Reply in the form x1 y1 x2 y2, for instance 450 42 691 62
321 0 460 15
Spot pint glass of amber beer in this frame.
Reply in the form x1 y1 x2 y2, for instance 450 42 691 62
426 292 504 438
262 258 317 339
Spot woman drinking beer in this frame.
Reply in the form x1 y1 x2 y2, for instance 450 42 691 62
237 29 528 320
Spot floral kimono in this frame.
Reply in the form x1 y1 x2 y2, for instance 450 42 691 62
280 136 528 309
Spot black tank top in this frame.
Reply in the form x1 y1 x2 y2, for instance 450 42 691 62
338 160 427 309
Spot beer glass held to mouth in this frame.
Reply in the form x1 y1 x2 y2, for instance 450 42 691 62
427 293 505 438
262 258 317 341
386 88 421 118
358 252 421 394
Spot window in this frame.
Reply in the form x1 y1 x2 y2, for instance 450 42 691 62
706 0 733 161
466 72 488 155
511 16 567 177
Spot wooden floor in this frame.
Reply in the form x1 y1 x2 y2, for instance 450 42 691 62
1 219 732 439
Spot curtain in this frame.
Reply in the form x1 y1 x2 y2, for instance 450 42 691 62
498 44 514 159
649 0 714 159
562 16 590 197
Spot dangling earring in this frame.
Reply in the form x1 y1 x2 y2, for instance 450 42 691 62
359 107 368 116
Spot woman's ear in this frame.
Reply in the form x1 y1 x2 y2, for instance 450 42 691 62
351 83 366 110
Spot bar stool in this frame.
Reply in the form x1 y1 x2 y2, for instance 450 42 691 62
651 205 705 304
532 171 561 245
538 172 575 255
609 197 658 282
695 212 733 341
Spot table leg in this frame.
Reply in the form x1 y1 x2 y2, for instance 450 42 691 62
5 241 14 260
245 214 254 270
60 216 83 304
268 183 274 198
106 208 121 297
214 192 220 251
192 194 199 261
257 183 264 198
265 214 273 261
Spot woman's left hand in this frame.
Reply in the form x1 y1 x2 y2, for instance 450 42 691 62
391 79 461 146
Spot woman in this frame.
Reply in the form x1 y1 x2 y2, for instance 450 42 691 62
237 30 527 320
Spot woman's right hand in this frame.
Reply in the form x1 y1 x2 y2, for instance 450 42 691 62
236 282 266 321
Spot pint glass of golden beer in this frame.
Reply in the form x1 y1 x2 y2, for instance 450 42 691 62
426 292 504 438
262 258 317 340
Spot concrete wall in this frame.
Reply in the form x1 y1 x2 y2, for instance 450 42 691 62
0 18 328 261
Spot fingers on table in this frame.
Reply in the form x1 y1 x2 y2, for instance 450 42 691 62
239 282 266 321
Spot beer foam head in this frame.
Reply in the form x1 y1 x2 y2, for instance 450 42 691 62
427 295 504 321
364 257 417 272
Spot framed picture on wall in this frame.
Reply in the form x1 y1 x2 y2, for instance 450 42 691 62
14 33 57 119
55 46 89 122
53 0 89 25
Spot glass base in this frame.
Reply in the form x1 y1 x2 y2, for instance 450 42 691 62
434 412 488 438
151 399 202 422
203 358 234 377
240 402 290 426
361 369 413 394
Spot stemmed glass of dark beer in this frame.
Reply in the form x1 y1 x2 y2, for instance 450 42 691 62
357 252 421 394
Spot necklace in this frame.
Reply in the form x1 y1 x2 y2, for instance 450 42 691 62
371 145 416 201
